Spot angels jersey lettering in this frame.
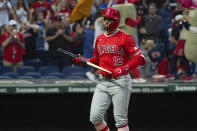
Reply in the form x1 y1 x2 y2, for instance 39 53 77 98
94 29 142 75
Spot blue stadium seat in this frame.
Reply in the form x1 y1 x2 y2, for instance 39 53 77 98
23 59 44 70
17 66 36 75
68 72 87 78
0 66 13 74
17 76 34 79
24 72 41 78
40 76 59 79
2 72 19 78
65 75 86 79
62 66 85 74
47 72 66 78
0 59 2 66
38 65 60 75
0 76 11 79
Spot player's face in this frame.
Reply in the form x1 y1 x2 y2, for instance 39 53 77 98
103 16 115 30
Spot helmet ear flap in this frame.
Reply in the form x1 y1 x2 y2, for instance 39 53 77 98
103 7 120 29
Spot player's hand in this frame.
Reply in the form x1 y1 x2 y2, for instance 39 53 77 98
73 54 88 65
112 66 129 79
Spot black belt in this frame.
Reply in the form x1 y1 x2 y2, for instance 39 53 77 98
101 74 113 79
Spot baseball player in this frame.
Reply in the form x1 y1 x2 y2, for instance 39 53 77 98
73 7 146 131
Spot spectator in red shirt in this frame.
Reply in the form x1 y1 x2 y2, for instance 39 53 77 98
52 0 72 18
0 20 25 72
31 0 54 19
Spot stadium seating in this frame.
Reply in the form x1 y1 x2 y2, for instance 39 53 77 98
65 75 86 79
38 65 60 75
40 76 59 79
0 66 13 74
23 72 41 78
47 72 66 79
17 76 34 79
69 72 87 78
1 72 19 78
62 66 86 74
62 66 87 79
23 59 44 70
0 76 12 79
17 66 36 75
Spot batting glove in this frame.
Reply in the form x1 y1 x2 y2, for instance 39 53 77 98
112 65 129 79
73 54 89 65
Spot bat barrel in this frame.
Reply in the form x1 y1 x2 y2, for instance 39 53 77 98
57 48 77 58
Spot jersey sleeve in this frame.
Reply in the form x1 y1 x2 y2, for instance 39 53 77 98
124 35 146 65
124 35 141 57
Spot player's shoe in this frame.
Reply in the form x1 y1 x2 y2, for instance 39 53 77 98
132 78 147 83
166 73 175 80
183 76 194 83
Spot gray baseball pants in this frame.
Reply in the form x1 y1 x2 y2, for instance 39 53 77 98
90 74 132 127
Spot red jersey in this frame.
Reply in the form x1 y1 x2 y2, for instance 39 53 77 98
31 1 54 19
59 8 72 17
93 29 143 75
0 32 25 63
173 40 186 56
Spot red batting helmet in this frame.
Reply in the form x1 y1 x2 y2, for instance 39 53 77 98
103 7 120 29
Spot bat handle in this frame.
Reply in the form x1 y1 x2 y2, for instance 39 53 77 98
79 57 88 64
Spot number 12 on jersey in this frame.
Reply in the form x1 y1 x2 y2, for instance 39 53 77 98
113 56 123 66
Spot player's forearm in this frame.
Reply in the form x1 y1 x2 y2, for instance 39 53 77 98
89 57 99 65
126 55 146 71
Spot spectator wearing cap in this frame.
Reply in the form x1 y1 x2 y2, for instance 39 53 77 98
45 15 73 70
0 20 25 72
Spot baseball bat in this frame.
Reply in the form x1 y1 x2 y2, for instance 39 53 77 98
57 48 112 74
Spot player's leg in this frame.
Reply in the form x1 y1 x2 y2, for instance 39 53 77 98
110 75 131 131
90 85 111 131
118 124 129 131
94 121 110 131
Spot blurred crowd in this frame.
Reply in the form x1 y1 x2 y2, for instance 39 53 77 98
0 0 197 83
